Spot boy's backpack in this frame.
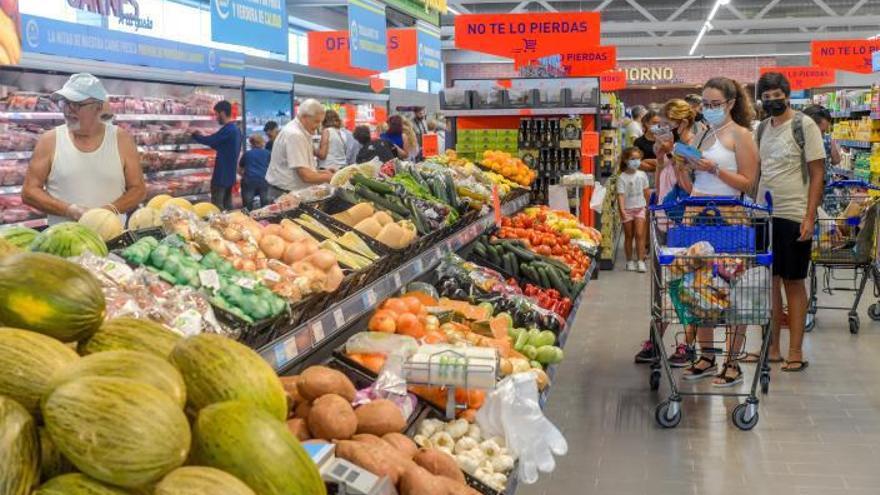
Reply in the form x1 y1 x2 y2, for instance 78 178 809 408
752 112 807 199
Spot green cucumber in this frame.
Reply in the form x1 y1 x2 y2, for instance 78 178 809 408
507 253 520 278
351 174 395 195
538 256 572 274
406 199 430 235
505 243 536 262
537 266 551 288
354 185 410 217
546 266 571 298
486 245 502 266
473 242 487 258
521 263 539 283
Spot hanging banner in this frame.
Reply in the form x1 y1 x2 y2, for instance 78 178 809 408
417 20 442 84
1 0 20 65
21 14 245 76
454 12 600 64
873 51 880 73
388 28 417 70
759 66 835 91
581 131 599 157
422 133 439 157
211 0 287 56
560 46 616 76
599 70 626 91
348 0 387 72
308 31 379 78
811 39 880 74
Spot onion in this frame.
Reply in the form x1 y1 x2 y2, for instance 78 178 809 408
259 234 286 260
307 250 337 271
283 242 307 265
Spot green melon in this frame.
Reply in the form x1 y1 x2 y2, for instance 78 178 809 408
0 253 106 342
34 473 135 495
49 350 186 408
78 317 182 358
169 334 287 421
191 401 326 495
30 222 109 257
42 377 191 488
39 428 75 482
0 396 39 495
0 225 39 248
0 328 80 414
155 466 256 495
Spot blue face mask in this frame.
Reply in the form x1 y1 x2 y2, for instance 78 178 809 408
627 159 641 170
703 106 727 127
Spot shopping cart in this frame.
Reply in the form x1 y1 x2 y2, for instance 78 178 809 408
647 194 773 431
807 180 880 334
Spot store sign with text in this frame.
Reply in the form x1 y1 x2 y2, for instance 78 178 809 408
382 0 441 25
387 28 416 70
811 39 880 74
600 70 626 91
20 14 244 76
454 12 600 63
759 66 834 91
348 0 387 71
560 46 616 76
416 20 442 84
308 30 379 78
211 0 287 55
67 0 154 31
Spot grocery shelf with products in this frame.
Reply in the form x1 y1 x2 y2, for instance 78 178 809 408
815 85 880 185
594 93 625 270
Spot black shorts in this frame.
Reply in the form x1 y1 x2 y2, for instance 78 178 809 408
757 217 811 280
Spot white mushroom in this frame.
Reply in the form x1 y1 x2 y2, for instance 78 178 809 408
453 436 479 454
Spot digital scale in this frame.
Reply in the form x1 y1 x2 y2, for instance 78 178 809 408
306 443 396 495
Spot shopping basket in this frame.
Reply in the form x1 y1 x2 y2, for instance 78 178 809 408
647 193 773 431
808 179 880 334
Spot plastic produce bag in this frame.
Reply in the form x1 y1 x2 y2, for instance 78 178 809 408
589 182 606 213
353 352 419 421
729 266 770 324
344 332 419 358
476 373 567 485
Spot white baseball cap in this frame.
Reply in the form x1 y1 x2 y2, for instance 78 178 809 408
53 73 108 103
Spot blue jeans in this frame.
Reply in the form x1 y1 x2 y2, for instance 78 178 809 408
241 180 270 210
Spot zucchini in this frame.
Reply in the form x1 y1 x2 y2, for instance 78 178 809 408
537 266 551 289
473 241 487 258
486 245 502 266
351 173 395 195
406 199 430 235
502 252 513 274
521 263 538 283
546 266 571 298
337 188 363 205
505 243 536 262
354 185 410 217
442 173 460 210
537 255 572 274
507 253 520 278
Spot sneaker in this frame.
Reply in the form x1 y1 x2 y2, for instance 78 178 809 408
634 341 655 364
668 344 692 368
625 260 636 271
637 261 647 272
682 356 718 381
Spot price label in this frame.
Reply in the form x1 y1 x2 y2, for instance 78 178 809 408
198 269 221 290
260 269 281 283
236 277 257 289
413 258 424 273
362 289 377 308
272 345 287 369
311 320 325 342
283 338 299 360
227 243 243 256
100 260 133 284
171 308 203 337
332 308 345 329
393 272 402 288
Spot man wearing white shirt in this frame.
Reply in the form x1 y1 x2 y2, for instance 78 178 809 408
266 99 332 200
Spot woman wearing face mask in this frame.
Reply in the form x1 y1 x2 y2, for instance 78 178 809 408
617 147 650 272
676 77 759 387
633 110 660 183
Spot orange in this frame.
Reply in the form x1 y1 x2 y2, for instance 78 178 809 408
400 296 423 315
396 312 426 339
382 297 409 315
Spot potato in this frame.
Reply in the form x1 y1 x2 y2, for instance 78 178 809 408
413 448 466 484
286 418 311 441
355 399 406 436
383 432 418 458
335 440 403 485
298 365 357 402
399 464 448 495
308 394 357 440
294 401 312 420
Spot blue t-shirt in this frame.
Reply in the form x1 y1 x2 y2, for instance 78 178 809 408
380 131 403 150
240 148 270 185
193 122 242 188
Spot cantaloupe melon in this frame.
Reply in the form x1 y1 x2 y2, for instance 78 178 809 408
128 207 163 230
193 202 221 218
162 198 194 213
78 209 124 241
147 194 173 210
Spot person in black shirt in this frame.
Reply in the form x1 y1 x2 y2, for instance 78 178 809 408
633 110 660 180
353 125 396 164
263 121 279 152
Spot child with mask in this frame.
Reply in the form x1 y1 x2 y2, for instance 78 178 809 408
618 147 650 272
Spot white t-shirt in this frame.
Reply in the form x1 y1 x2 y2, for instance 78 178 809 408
265 118 317 193
617 170 649 209
756 116 826 222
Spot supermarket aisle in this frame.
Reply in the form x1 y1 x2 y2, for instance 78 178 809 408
519 256 880 495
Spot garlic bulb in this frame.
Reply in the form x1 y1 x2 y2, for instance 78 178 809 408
466 424 482 440
418 419 443 437
430 431 455 450
479 439 502 458
488 472 507 490
454 436 479 454
413 434 429 447
489 435 506 448
491 454 515 473
456 454 480 475
447 419 469 439
475 467 493 483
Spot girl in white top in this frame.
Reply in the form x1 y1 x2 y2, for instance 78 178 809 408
317 109 349 170
617 147 651 272
674 77 760 388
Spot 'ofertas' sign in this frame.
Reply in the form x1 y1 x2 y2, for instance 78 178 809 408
455 13 600 63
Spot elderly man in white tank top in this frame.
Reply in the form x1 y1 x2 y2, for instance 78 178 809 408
22 73 145 224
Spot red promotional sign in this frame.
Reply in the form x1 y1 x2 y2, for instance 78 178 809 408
369 78 387 93
759 66 835 91
581 131 599 157
422 133 439 157
308 31 379 78
454 13 600 64
560 46 616 76
388 28 417 70
599 70 626 91
811 39 880 74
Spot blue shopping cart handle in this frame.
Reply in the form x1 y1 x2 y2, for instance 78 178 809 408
649 191 772 212
825 179 880 190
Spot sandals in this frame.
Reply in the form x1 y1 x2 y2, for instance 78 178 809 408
682 356 717 381
712 363 744 388
740 352 784 364
782 360 809 372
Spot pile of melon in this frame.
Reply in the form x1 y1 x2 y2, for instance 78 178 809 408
127 194 221 231
0 251 325 495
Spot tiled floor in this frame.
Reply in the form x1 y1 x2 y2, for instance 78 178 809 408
518 256 880 495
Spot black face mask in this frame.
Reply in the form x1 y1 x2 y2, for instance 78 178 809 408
672 129 681 142
696 112 705 123
763 98 788 117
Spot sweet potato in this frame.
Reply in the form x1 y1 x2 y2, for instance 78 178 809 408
280 375 301 415
355 399 406 436
294 400 312 420
437 477 482 495
334 440 402 485
383 432 418 458
352 434 417 473
286 418 311 441
298 365 357 402
399 464 448 495
413 448 466 484
308 394 357 440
